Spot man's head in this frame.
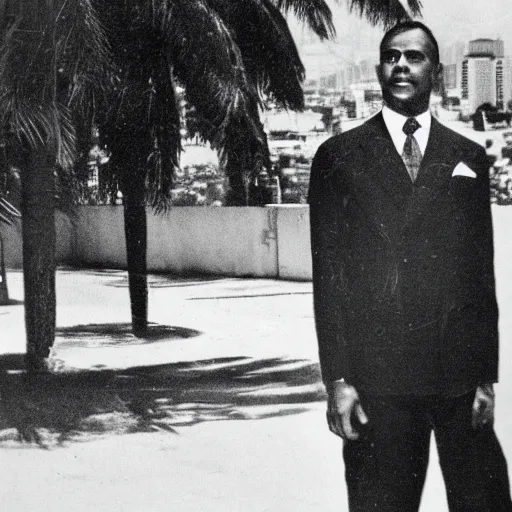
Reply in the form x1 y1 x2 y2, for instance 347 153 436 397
377 21 442 117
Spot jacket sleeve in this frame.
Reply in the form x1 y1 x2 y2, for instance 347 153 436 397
308 142 350 386
473 146 499 383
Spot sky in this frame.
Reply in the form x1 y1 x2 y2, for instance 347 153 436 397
289 0 512 77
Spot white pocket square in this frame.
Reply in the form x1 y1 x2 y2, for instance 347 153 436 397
452 162 477 178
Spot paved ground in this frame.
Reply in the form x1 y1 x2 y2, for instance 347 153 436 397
1 207 512 511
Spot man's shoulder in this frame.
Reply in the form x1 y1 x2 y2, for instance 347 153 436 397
314 119 374 160
435 119 485 156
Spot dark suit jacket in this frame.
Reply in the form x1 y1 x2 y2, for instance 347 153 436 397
309 112 498 395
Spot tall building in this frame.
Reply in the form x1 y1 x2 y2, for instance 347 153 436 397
443 63 458 90
350 81 382 119
441 41 467 66
441 41 466 90
461 38 512 112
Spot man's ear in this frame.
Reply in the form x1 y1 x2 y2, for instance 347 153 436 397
436 63 444 82
432 62 444 95
376 63 383 85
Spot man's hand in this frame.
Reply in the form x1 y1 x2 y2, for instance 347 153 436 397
327 380 368 440
472 383 495 429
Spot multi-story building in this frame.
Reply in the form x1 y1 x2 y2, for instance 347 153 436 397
350 81 382 119
461 38 512 112
441 41 466 91
444 63 458 90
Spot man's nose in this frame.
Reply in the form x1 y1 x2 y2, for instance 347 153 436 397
395 53 409 69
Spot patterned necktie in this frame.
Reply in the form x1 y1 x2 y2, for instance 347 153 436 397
402 117 422 182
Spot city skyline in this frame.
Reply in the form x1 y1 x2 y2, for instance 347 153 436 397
289 0 512 81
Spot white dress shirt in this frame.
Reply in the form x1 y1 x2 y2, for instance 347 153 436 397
382 106 431 156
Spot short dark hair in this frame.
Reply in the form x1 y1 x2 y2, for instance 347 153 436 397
380 21 440 65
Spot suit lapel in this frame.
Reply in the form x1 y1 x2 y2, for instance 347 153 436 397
341 113 411 245
402 118 459 232
358 112 413 209
417 117 457 187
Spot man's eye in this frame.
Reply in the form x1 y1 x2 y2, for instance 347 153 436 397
381 51 400 64
405 51 425 63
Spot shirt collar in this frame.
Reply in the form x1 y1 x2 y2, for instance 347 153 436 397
382 105 431 155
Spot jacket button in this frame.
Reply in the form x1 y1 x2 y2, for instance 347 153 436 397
430 254 438 259
403 258 408 263
375 326 386 337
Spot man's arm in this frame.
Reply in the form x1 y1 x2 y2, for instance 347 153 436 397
308 142 347 385
309 143 368 439
471 146 499 428
473 383 495 429
327 380 368 440
473 146 499 384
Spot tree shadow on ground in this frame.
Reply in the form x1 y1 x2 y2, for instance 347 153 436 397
0 354 325 450
0 298 24 306
102 273 231 289
55 322 202 348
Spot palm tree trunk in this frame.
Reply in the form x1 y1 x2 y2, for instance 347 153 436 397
20 146 56 372
225 158 250 206
122 172 148 336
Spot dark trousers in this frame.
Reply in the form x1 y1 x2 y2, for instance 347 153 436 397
343 391 512 512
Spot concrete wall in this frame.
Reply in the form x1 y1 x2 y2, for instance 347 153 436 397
1 213 74 269
2 205 298 278
72 206 127 268
1 222 22 268
275 206 312 280
70 205 310 279
146 207 279 277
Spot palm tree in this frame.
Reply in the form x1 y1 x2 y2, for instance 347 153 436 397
94 0 264 335
0 0 113 371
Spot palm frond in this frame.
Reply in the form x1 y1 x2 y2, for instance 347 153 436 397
58 0 114 109
347 0 422 27
156 0 244 85
0 197 20 226
274 0 335 40
0 0 112 170
0 100 76 170
206 0 305 110
157 0 258 129
145 60 181 213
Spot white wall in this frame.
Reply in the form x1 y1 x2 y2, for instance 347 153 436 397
1 213 74 268
73 206 127 268
145 207 278 277
69 205 309 278
275 205 312 280
1 222 22 268
12 206 285 278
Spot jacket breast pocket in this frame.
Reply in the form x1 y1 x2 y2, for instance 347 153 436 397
449 176 480 229
449 176 477 206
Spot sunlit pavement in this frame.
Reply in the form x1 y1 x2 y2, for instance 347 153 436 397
0 206 511 511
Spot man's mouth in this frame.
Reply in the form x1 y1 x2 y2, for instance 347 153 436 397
391 79 413 86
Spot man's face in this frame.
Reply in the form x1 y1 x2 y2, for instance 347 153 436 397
377 28 441 117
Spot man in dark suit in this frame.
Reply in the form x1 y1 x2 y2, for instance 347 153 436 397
309 21 512 511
